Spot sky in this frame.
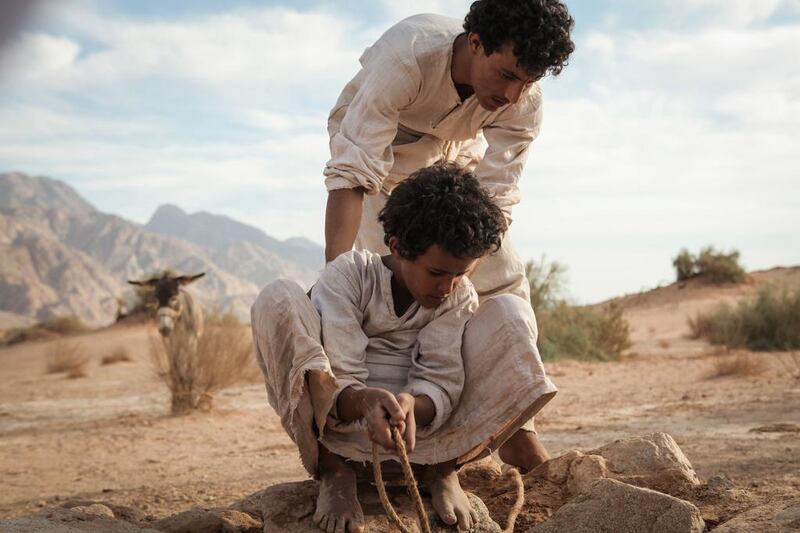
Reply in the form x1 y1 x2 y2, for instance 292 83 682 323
0 0 798 304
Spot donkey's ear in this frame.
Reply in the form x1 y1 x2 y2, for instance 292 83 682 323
128 280 146 286
177 272 205 285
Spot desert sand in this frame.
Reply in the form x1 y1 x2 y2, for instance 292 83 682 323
1 268 798 529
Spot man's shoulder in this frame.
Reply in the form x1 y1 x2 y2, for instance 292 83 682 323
369 14 462 63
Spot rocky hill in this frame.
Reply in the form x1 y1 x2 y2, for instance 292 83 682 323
0 172 323 327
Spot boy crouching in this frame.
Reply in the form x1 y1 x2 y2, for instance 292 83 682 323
251 164 556 532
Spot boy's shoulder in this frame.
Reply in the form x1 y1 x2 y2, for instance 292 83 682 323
327 249 382 274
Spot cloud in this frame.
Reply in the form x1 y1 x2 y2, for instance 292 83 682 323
0 32 79 82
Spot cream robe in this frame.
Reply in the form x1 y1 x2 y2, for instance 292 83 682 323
323 14 542 300
251 250 557 475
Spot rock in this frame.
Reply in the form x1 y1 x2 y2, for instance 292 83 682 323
529 478 705 533
69 504 114 519
566 454 609 496
714 499 800 532
0 506 160 532
589 432 701 493
153 507 262 532
257 479 501 532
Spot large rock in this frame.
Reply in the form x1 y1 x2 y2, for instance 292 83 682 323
529 478 705 533
589 432 701 494
257 479 501 532
530 432 699 498
714 499 800 532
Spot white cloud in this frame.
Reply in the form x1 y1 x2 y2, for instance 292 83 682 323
665 0 785 27
0 32 79 81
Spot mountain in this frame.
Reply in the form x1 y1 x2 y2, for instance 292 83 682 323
0 172 324 327
144 204 322 269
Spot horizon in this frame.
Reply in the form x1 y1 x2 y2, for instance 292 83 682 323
1 1 798 304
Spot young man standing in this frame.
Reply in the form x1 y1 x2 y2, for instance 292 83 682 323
323 0 574 472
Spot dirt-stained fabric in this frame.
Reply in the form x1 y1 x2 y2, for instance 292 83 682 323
251 276 556 476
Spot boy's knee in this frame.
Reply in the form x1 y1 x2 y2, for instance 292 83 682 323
473 293 538 338
251 279 307 325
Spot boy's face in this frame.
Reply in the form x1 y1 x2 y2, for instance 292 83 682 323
467 34 539 111
389 239 479 308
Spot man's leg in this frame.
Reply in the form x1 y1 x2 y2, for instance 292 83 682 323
499 427 551 473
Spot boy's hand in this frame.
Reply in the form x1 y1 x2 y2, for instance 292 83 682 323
358 388 406 451
395 393 417 452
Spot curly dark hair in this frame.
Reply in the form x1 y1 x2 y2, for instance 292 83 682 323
463 0 575 78
379 164 507 260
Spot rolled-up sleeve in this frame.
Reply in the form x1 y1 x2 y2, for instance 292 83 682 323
475 85 543 224
323 44 419 195
403 283 479 437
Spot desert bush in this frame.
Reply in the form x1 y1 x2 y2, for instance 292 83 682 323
672 249 695 281
45 340 89 378
537 302 631 362
525 256 567 311
672 246 746 284
689 286 800 351
150 320 259 415
526 256 631 361
101 347 133 365
3 315 89 346
708 352 768 379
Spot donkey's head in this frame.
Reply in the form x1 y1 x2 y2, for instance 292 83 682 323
128 272 205 336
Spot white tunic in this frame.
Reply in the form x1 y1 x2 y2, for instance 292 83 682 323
323 14 543 222
310 249 479 435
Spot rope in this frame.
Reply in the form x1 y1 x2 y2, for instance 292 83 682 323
371 427 526 533
372 426 431 533
502 468 525 533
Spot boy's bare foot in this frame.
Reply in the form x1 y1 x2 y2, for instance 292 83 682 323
315 446 365 533
421 461 478 530
498 429 550 473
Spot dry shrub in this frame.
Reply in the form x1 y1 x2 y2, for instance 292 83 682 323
150 321 259 415
45 341 89 378
537 302 631 362
101 347 133 365
690 286 800 351
672 246 746 284
709 352 768 379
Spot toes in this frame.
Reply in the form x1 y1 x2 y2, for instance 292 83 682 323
436 500 457 525
455 505 472 530
326 517 337 533
470 507 479 523
316 514 328 532
347 518 366 533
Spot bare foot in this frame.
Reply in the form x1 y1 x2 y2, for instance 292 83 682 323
498 429 550 473
422 461 478 530
314 446 365 533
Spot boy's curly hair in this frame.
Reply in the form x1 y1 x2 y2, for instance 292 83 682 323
463 0 575 78
379 164 507 260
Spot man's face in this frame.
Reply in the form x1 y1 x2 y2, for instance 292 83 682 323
468 34 539 111
390 240 478 309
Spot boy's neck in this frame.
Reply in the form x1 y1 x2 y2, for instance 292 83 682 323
381 255 415 316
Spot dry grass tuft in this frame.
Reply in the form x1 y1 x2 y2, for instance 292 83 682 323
45 341 89 378
658 339 671 349
101 347 133 365
150 321 260 415
708 352 768 379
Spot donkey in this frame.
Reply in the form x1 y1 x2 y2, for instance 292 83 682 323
128 272 206 354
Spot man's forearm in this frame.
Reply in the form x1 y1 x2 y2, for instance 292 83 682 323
325 188 365 262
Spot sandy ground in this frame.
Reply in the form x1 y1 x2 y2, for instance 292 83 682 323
1 270 799 524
